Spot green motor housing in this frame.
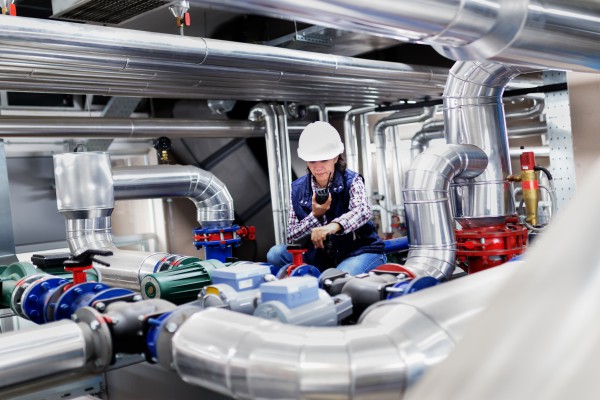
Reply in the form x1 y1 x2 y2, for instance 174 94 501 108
141 257 224 304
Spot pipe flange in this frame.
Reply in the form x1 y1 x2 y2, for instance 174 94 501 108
44 282 70 323
154 303 201 370
10 274 46 317
74 307 113 373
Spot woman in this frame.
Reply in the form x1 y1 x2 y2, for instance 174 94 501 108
267 121 386 275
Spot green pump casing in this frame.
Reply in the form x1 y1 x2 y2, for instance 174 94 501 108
141 258 224 304
0 262 42 307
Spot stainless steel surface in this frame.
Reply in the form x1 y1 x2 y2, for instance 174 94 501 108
113 165 234 228
274 104 292 220
250 104 289 245
373 108 434 234
53 152 114 212
403 144 488 280
410 120 547 159
53 156 183 289
0 15 448 104
0 320 87 387
0 118 266 138
191 0 600 73
0 140 17 264
94 250 169 291
343 106 378 172
359 113 374 201
306 104 328 122
170 262 514 399
444 61 533 227
410 120 445 159
405 161 600 400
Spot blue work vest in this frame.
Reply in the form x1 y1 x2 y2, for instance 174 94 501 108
290 169 384 269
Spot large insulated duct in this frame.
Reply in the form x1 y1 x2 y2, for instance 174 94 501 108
373 108 435 234
191 0 600 73
0 15 447 104
166 262 516 399
403 144 488 280
249 104 291 245
445 61 534 228
53 152 234 290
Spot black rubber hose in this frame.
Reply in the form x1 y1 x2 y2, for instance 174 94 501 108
534 165 553 181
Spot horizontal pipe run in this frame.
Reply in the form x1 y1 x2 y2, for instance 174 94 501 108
0 15 448 104
169 262 516 399
112 165 234 228
0 321 87 388
189 0 600 73
0 119 266 139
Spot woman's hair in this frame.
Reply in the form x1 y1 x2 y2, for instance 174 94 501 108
335 153 347 172
306 153 347 175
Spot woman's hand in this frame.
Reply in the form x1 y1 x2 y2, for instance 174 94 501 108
311 192 331 218
311 222 341 249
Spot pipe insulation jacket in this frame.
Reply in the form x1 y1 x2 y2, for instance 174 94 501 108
168 262 516 399
188 0 600 73
403 144 488 280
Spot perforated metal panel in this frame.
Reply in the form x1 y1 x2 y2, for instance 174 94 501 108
543 71 576 211
51 0 173 25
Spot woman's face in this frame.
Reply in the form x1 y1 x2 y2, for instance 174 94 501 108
307 156 338 187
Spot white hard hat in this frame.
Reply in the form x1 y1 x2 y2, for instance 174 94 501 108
297 121 344 161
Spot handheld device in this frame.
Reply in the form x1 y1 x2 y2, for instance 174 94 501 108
315 172 332 205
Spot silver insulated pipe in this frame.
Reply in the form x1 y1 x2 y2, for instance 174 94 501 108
53 152 168 290
166 262 516 399
403 144 488 280
0 14 447 104
113 165 234 228
250 103 291 245
444 61 533 228
373 108 435 234
189 0 600 74
53 152 235 290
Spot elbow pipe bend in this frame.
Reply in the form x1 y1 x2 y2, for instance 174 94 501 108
112 165 234 228
403 144 488 280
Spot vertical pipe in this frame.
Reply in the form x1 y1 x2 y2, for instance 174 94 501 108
274 104 292 218
359 113 374 201
250 104 287 244
343 106 378 173
373 108 435 234
403 144 488 279
0 140 17 264
444 61 534 228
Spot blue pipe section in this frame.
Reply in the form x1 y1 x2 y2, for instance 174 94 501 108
384 237 409 253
